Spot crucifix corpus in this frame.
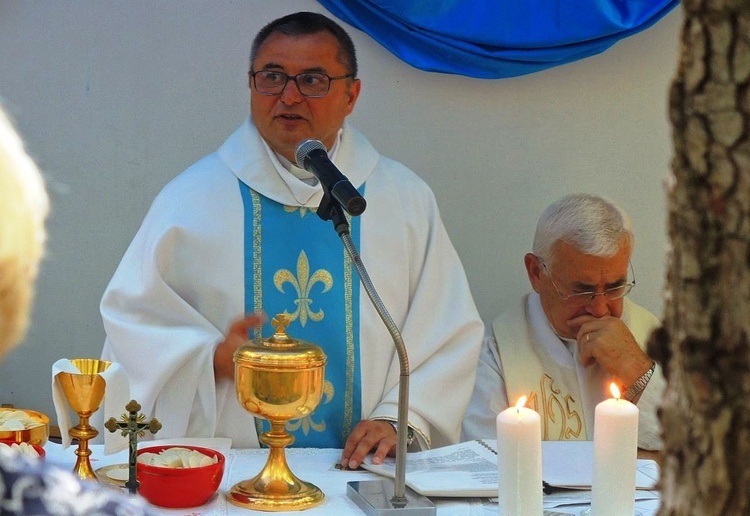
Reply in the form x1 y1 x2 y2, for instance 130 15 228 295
105 399 162 494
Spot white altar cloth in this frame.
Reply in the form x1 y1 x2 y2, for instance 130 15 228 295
42 440 659 515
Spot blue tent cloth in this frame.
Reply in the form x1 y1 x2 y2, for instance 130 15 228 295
317 0 678 79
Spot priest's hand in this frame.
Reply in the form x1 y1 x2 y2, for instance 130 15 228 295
568 314 652 389
214 313 266 381
340 419 396 470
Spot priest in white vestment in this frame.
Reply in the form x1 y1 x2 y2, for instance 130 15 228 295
99 12 483 469
463 194 664 450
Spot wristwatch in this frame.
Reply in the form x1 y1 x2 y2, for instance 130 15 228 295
387 421 415 447
623 361 656 401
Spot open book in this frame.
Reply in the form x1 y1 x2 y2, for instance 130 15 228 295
359 439 659 498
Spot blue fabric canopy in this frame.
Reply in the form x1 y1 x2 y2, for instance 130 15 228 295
318 0 678 79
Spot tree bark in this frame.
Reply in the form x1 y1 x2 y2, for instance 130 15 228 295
649 0 750 514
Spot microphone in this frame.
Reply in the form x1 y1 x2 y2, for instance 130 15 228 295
295 139 366 216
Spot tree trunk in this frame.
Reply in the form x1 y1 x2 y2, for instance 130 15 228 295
649 0 750 514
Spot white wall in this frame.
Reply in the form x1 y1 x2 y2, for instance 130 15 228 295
0 1 681 421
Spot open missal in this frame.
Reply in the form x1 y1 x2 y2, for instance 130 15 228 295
359 439 659 498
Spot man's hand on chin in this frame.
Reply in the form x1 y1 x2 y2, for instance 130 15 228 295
568 315 652 385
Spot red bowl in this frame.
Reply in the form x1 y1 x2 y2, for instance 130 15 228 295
136 445 224 508
0 439 45 459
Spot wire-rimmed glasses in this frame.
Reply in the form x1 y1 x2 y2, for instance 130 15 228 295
538 258 636 303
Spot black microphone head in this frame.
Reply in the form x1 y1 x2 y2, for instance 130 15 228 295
295 139 326 169
347 196 367 216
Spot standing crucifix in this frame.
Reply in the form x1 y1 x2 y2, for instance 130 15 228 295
105 399 161 494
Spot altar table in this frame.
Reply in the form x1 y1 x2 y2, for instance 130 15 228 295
41 440 659 516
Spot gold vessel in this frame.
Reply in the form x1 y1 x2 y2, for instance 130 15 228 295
57 358 111 481
229 314 327 511
0 408 49 446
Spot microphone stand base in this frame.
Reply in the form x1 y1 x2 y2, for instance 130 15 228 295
347 480 436 515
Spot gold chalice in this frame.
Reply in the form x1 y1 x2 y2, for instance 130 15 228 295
57 358 111 481
229 314 327 511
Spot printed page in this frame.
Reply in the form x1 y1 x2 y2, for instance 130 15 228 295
360 439 658 497
360 439 499 497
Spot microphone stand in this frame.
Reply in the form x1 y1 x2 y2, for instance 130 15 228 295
315 193 435 515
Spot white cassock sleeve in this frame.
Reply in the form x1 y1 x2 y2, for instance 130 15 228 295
461 330 510 441
99 155 250 442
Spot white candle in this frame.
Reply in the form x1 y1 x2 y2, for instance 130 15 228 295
591 384 639 516
496 396 542 515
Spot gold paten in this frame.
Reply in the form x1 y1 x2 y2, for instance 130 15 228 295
57 358 111 481
0 408 49 446
229 314 327 511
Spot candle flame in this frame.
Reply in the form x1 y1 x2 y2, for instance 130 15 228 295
515 396 528 410
610 383 621 399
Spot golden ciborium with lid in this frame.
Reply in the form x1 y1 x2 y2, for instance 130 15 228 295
229 314 327 511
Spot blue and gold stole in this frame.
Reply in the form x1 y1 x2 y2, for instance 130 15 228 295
239 181 362 448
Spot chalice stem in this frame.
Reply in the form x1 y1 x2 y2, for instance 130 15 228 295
228 420 324 509
70 413 99 481
257 421 298 489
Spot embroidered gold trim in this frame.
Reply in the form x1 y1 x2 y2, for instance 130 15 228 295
528 374 582 440
251 189 263 343
343 240 354 440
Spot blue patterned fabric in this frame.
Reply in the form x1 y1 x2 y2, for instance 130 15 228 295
318 0 678 78
239 182 362 448
0 447 153 515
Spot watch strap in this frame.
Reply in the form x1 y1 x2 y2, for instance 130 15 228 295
623 361 656 401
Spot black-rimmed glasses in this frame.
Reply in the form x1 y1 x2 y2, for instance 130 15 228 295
538 258 636 302
250 70 355 98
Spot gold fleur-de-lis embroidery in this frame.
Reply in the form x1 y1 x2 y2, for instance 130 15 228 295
274 250 333 327
284 205 314 218
287 380 334 435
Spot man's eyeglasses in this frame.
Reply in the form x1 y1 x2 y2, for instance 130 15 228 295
250 70 355 98
538 258 636 303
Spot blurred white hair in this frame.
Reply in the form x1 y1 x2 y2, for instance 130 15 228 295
0 105 49 358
